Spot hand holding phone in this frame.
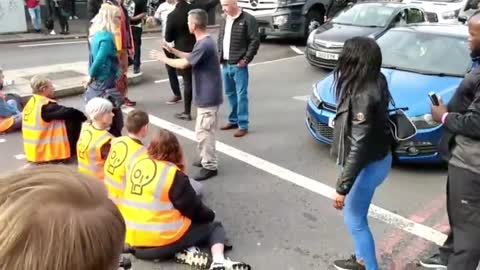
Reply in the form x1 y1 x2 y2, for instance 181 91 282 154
429 92 440 106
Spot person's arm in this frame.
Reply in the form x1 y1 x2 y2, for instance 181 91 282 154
89 39 115 78
169 170 215 223
153 41 204 69
131 1 148 23
163 57 191 69
41 103 87 122
443 94 480 139
100 140 112 160
169 47 190 59
242 15 260 64
0 100 18 117
164 12 175 43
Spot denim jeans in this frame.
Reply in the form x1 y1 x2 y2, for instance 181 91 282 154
28 6 42 31
222 64 249 130
343 153 392 270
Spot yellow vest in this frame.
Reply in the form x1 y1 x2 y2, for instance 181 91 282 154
77 123 113 180
104 136 146 207
122 157 192 247
22 94 70 162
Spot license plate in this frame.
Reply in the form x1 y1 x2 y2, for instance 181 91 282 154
316 51 338 60
328 117 335 128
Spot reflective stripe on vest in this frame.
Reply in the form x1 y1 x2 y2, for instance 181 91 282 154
104 136 146 206
22 95 70 162
122 158 191 247
77 123 112 180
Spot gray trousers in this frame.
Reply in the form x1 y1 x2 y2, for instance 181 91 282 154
195 106 219 170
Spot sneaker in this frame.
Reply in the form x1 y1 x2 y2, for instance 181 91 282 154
210 258 251 270
193 168 218 181
134 67 141 74
175 112 192 121
50 30 56 35
166 96 182 104
419 254 447 269
333 255 365 270
175 247 212 269
73 16 79 20
124 98 136 107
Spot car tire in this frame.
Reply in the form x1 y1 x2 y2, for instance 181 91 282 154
305 10 324 39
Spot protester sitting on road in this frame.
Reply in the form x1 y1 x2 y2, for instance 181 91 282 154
0 68 22 134
86 3 125 137
104 109 149 206
0 164 126 270
122 128 248 270
331 37 393 270
77 97 114 180
23 75 86 164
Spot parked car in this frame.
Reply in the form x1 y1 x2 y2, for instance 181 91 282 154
403 0 468 23
305 2 427 69
305 24 471 163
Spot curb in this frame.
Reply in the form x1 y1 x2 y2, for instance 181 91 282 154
0 25 220 45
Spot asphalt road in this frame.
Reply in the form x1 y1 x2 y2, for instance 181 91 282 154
0 31 456 270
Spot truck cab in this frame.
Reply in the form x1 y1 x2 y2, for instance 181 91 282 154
237 0 342 40
402 0 468 23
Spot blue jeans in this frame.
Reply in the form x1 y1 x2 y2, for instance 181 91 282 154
343 153 392 270
222 64 249 130
6 100 22 132
28 6 42 31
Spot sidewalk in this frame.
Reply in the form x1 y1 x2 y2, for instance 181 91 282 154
0 18 163 44
2 62 143 99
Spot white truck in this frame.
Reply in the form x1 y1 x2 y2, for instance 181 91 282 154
402 0 468 23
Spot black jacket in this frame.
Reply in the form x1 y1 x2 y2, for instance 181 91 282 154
218 11 260 64
169 170 215 223
165 0 219 52
331 75 393 195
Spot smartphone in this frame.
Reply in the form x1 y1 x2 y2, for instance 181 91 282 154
428 92 440 106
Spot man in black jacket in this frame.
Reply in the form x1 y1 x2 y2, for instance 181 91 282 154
420 12 480 270
217 0 259 137
164 0 219 121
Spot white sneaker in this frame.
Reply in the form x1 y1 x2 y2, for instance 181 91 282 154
174 246 212 269
50 30 56 35
209 258 251 270
73 16 79 20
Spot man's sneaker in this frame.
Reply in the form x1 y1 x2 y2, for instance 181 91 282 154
175 112 192 121
333 255 366 270
193 168 218 181
174 247 212 269
209 258 251 270
419 254 447 269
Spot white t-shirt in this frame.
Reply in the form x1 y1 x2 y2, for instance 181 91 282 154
155 2 176 42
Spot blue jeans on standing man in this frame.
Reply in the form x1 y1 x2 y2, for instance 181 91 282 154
222 64 249 130
343 152 392 270
28 6 42 31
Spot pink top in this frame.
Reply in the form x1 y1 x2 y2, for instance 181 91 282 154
25 0 39 9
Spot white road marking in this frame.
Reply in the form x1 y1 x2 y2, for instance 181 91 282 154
14 154 26 160
154 76 182 84
293 95 309 101
143 59 159 64
0 138 5 143
290 45 305 55
19 36 160 48
122 107 448 246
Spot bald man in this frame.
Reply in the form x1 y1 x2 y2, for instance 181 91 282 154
420 12 480 269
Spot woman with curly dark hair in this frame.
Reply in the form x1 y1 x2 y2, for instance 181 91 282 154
121 128 251 270
330 36 393 270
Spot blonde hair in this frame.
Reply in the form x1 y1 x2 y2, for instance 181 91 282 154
0 165 126 270
89 3 121 37
30 75 51 94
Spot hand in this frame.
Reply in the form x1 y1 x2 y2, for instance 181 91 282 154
162 42 173 53
150 49 167 62
237 59 248 67
333 193 345 210
431 97 448 123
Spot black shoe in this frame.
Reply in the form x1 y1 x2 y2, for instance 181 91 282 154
333 255 365 270
193 168 218 181
419 254 447 269
192 158 202 167
134 67 141 74
175 112 192 121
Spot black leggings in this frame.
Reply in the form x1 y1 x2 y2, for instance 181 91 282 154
109 108 124 137
134 221 226 261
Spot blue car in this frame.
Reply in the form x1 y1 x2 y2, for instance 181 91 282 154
305 24 472 163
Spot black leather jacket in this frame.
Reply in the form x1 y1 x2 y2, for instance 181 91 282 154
331 75 393 195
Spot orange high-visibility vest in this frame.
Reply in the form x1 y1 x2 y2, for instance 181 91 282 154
22 95 70 162
104 136 146 207
0 116 14 133
122 157 192 247
77 123 113 180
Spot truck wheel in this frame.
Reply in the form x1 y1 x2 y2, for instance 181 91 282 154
305 10 324 38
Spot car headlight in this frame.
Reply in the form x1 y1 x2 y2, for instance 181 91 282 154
307 31 315 45
273 15 289 25
442 9 460 20
310 84 321 107
410 114 441 129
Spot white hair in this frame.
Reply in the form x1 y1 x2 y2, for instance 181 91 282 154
85 97 113 120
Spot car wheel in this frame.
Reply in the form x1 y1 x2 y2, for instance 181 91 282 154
305 10 324 39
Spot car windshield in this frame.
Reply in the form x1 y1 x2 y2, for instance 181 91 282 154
377 30 471 77
415 0 461 2
331 5 396 27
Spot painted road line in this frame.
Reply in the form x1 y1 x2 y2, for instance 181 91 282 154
19 36 160 48
0 138 5 143
154 76 182 84
290 45 305 55
249 55 303 67
122 106 448 246
14 154 26 160
293 95 309 101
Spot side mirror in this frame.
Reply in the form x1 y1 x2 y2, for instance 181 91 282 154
458 15 468 23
